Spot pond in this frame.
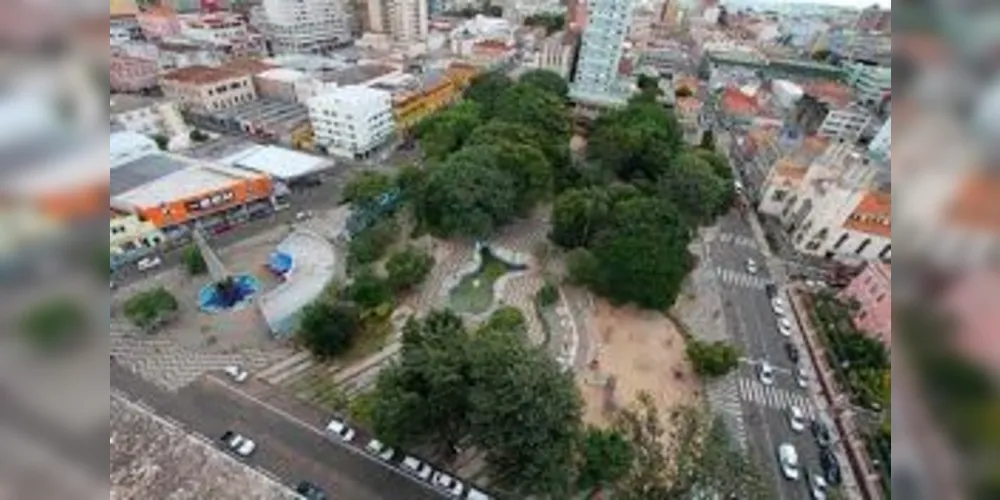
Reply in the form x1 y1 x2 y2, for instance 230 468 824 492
448 246 526 315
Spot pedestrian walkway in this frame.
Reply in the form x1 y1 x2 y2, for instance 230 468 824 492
706 375 749 451
737 377 816 419
716 232 758 249
715 267 770 290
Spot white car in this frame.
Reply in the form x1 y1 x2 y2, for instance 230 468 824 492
745 258 758 275
221 431 256 456
325 418 356 442
789 406 806 432
295 210 313 221
136 256 162 271
809 473 829 499
364 438 395 461
465 488 492 500
796 368 810 389
223 365 248 383
779 317 793 330
777 443 800 480
771 297 786 316
778 323 792 337
759 362 775 386
431 471 465 497
401 455 433 481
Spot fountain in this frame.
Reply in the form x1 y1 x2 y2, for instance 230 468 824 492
447 245 527 314
190 228 262 314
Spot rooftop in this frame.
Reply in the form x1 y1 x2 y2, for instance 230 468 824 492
162 58 274 84
720 86 760 116
316 64 397 86
843 190 891 238
221 145 333 180
210 99 309 131
110 153 190 196
110 94 162 115
802 80 854 108
674 97 703 115
947 171 1000 236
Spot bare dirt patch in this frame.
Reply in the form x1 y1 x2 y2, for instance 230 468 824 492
577 300 701 436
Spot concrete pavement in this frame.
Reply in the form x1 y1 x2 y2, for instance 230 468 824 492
111 360 445 500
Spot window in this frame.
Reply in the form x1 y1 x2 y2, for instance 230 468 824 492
875 293 886 303
833 233 850 250
855 238 872 255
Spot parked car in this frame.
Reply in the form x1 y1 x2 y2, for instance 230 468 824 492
771 297 786 316
819 448 842 485
223 365 248 383
785 342 800 364
808 473 829 500
778 322 792 337
401 455 433 481
779 317 793 330
777 443 800 480
759 362 775 386
325 418 356 442
295 481 327 500
364 438 396 461
136 256 162 271
796 367 810 389
788 406 806 432
811 418 833 447
220 431 256 456
431 471 465 497
295 210 313 221
765 283 778 298
465 488 492 500
745 258 758 275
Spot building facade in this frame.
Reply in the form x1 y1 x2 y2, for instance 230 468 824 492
255 0 352 54
846 61 891 107
308 86 395 159
180 11 249 43
570 0 635 106
110 55 160 93
868 117 890 163
524 31 577 79
161 62 265 112
111 95 189 138
839 262 891 346
137 5 183 39
367 0 429 42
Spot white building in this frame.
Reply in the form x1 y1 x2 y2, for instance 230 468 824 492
868 118 890 163
846 61 891 107
570 0 635 107
254 0 352 55
818 105 873 141
523 31 577 79
367 0 429 43
759 142 891 263
308 86 395 159
180 12 248 44
110 95 189 140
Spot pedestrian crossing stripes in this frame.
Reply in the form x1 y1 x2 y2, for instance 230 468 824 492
715 268 769 290
717 232 758 248
706 376 749 451
738 378 816 420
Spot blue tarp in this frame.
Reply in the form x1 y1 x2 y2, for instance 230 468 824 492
268 251 293 275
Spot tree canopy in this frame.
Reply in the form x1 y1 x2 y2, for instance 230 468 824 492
576 426 634 492
587 99 683 182
181 244 207 276
493 82 571 141
659 152 734 225
417 151 518 239
123 287 179 332
20 297 88 352
415 101 483 160
346 269 393 311
371 310 582 497
385 246 435 293
464 71 513 118
519 68 570 99
686 339 742 378
343 171 395 206
297 301 360 359
523 12 565 35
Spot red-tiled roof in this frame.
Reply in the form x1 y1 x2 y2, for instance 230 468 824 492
947 171 1000 235
803 80 854 108
162 59 273 84
843 191 891 238
720 87 759 116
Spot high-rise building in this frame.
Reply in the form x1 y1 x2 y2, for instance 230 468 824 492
255 0 352 55
570 0 635 107
365 0 429 42
856 4 890 33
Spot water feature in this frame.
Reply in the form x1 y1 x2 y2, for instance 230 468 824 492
448 246 527 314
198 274 262 314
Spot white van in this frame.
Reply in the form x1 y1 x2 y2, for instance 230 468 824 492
465 488 491 500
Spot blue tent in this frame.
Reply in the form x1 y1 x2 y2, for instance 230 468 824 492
268 251 293 275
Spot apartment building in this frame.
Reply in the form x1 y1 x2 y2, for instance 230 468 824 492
523 30 577 80
570 0 635 107
110 94 189 139
254 0 352 55
161 59 273 112
308 86 395 159
367 0 429 42
840 262 891 346
137 5 182 40
868 117 890 163
790 81 873 141
845 61 891 107
180 11 249 43
110 55 159 93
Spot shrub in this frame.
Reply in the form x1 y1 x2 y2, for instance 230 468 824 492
537 282 559 308
123 287 179 332
385 246 434 293
181 244 208 276
686 339 741 378
20 297 88 352
298 301 360 359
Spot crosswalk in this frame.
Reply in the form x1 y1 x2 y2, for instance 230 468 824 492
706 375 749 451
715 268 769 290
717 232 758 248
737 377 816 420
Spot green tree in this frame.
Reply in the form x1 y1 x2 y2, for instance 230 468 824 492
686 339 742 378
464 71 513 118
660 152 734 225
481 305 527 335
343 171 394 206
523 12 565 34
152 134 169 151
493 82 571 142
181 244 207 276
519 69 569 99
637 74 662 96
371 311 582 497
348 217 399 266
189 129 209 142
699 128 716 150
460 142 553 214
590 197 693 310
123 287 179 332
415 101 483 159
551 187 610 249
385 246 435 293
614 392 673 499
20 297 88 352
588 99 682 182
346 269 394 311
418 153 518 238
692 148 734 181
297 301 360 359
577 427 635 492
536 282 559 308
565 248 599 286
466 119 570 172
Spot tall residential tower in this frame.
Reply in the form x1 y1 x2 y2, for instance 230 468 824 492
570 0 635 107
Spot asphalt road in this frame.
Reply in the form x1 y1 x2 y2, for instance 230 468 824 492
111 361 445 500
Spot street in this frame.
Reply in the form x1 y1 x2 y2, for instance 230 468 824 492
111 360 445 500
